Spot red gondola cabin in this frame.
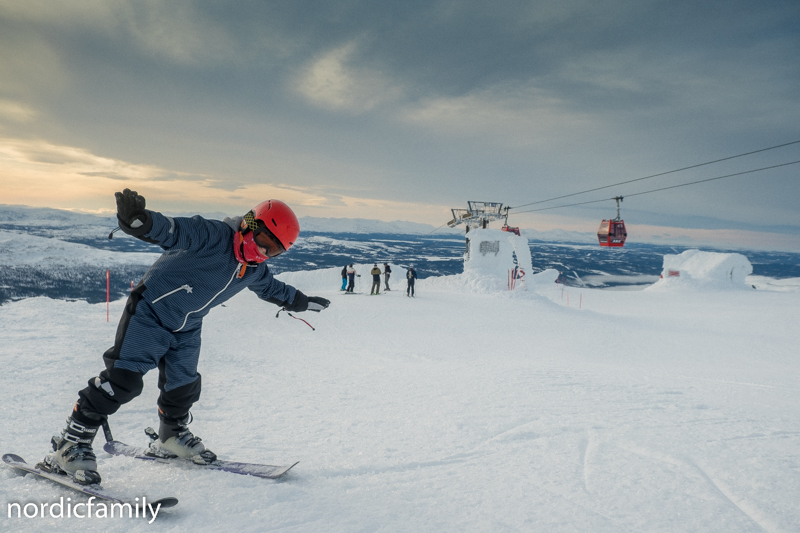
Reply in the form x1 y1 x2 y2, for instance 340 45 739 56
597 219 627 247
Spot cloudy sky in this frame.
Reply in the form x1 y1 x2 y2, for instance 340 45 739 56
1 1 799 249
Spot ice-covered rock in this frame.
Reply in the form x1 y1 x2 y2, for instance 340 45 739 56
646 249 753 291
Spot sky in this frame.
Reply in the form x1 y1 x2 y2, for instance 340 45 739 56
1 0 799 250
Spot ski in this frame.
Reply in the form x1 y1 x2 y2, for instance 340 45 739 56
2 453 178 515
103 441 298 480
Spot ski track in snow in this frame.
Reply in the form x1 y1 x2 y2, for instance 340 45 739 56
579 429 598 495
1 265 799 532
686 460 785 533
623 446 787 533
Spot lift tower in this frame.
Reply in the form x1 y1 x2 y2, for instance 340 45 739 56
446 201 507 232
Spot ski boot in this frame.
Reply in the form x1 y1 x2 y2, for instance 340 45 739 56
146 412 217 465
39 417 102 485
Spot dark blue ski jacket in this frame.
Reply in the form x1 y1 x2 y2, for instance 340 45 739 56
136 211 297 332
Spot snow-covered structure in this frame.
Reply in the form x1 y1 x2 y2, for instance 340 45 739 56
647 249 753 291
462 228 533 291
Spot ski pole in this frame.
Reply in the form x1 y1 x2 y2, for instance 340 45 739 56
275 308 316 331
101 420 114 443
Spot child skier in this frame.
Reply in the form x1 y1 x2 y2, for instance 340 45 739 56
41 189 330 485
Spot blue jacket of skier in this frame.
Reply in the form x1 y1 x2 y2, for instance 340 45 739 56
135 210 297 333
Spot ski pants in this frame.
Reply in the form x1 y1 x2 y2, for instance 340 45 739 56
73 283 202 426
407 279 415 296
384 273 390 290
346 275 355 292
341 277 347 290
371 280 380 294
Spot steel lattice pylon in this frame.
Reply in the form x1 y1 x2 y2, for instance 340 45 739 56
447 201 507 231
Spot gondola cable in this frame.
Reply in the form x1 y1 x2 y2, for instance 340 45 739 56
510 159 800 216
508 139 800 211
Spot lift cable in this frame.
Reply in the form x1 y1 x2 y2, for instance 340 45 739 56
426 221 452 234
510 159 800 215
508 139 800 211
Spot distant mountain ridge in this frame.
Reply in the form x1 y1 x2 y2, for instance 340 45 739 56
0 204 596 242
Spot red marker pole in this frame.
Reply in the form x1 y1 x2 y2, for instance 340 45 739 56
106 269 110 322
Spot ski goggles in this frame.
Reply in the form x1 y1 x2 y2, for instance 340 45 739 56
253 225 286 258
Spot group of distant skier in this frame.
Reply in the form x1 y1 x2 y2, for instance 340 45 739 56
341 263 417 297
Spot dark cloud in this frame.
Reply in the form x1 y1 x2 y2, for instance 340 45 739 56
1 0 799 237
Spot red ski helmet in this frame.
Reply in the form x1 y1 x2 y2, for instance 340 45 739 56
234 200 300 264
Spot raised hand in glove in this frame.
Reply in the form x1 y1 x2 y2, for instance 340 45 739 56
115 188 152 237
115 188 146 227
283 291 331 313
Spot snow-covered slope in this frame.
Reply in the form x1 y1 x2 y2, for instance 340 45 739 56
0 231 159 267
1 262 799 532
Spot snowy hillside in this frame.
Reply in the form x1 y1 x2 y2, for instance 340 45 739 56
1 258 799 532
0 231 160 268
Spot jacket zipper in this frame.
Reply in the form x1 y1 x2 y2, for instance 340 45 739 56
172 265 241 333
152 284 193 303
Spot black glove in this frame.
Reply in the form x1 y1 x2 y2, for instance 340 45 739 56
307 296 330 312
284 291 330 313
116 188 146 225
115 188 152 237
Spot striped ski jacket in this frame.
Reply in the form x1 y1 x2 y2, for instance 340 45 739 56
136 211 297 332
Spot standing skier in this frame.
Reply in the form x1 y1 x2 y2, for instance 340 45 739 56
383 263 392 291
41 189 330 485
340 265 348 291
346 264 356 293
406 266 417 297
370 264 382 295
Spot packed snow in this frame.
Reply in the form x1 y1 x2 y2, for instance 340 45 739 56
648 249 754 291
1 249 799 532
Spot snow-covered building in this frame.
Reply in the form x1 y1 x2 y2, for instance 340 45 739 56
462 228 533 291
